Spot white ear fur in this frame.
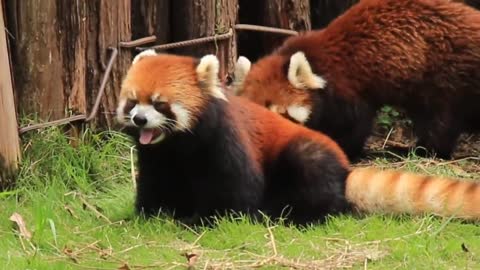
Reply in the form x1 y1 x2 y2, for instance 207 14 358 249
288 51 326 90
132 49 157 64
196 54 227 101
232 56 251 95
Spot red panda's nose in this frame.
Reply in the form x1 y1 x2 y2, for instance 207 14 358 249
133 114 148 127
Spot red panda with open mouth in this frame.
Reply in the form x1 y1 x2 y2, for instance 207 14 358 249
233 0 480 160
116 50 480 225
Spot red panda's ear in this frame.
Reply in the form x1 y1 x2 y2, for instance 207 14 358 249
132 49 157 64
288 52 326 90
232 56 251 95
196 55 227 101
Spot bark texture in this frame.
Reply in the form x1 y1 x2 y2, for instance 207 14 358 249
238 0 310 62
0 0 20 188
6 0 132 127
171 0 238 81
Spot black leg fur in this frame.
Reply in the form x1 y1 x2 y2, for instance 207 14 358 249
131 98 264 223
307 91 376 161
263 137 352 225
411 110 461 159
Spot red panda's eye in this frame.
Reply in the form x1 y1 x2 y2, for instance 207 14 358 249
153 101 169 112
124 99 137 113
265 100 272 108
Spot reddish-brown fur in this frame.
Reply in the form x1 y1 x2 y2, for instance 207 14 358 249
237 0 480 159
226 95 350 168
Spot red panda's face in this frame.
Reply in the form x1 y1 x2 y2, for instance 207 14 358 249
117 51 226 145
233 52 327 125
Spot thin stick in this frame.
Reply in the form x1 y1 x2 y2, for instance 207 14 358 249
267 226 278 256
130 146 136 190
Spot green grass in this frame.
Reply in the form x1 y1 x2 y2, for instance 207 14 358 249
1 127 479 269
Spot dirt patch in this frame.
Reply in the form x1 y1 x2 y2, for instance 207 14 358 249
366 122 480 159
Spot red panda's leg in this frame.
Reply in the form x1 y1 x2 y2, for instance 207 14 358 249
412 110 461 159
263 137 352 225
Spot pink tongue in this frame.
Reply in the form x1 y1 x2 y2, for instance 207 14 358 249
139 129 154 145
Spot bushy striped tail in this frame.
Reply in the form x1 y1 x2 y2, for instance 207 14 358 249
346 167 480 220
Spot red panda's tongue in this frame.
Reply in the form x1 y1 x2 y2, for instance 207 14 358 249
139 129 154 145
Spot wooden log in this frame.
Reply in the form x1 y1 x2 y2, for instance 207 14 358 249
0 0 21 188
171 0 238 81
6 0 132 128
131 0 170 44
89 1 132 128
215 0 238 81
170 0 216 57
237 0 310 62
310 0 359 29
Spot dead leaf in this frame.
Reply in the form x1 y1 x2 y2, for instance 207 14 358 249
118 263 130 270
183 252 199 268
63 246 79 263
9 212 32 240
64 204 79 219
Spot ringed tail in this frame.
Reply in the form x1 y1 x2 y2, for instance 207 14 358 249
346 168 480 220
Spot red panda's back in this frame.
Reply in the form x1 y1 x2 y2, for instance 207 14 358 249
277 0 480 101
227 95 350 168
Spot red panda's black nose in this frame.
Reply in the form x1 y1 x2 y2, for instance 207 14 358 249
133 115 148 127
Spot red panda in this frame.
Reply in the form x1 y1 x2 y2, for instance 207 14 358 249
232 0 480 160
116 50 480 225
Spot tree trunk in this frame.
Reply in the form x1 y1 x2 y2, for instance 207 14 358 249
263 0 311 31
170 0 216 57
170 0 237 81
215 0 238 81
89 1 132 128
7 0 131 128
310 0 359 29
237 0 310 62
131 0 170 44
0 0 20 188
263 0 311 51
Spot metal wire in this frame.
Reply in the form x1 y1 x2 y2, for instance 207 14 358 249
85 47 118 122
136 29 234 51
18 115 86 134
234 24 298 36
119 35 156 48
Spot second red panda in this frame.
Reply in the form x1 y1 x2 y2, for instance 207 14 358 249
233 0 480 160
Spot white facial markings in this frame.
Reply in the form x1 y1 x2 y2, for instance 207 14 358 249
116 99 128 124
118 99 193 134
170 103 192 131
130 104 166 128
287 105 312 124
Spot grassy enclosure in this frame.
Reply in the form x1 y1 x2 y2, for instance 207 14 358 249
1 127 480 269
2 0 480 269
